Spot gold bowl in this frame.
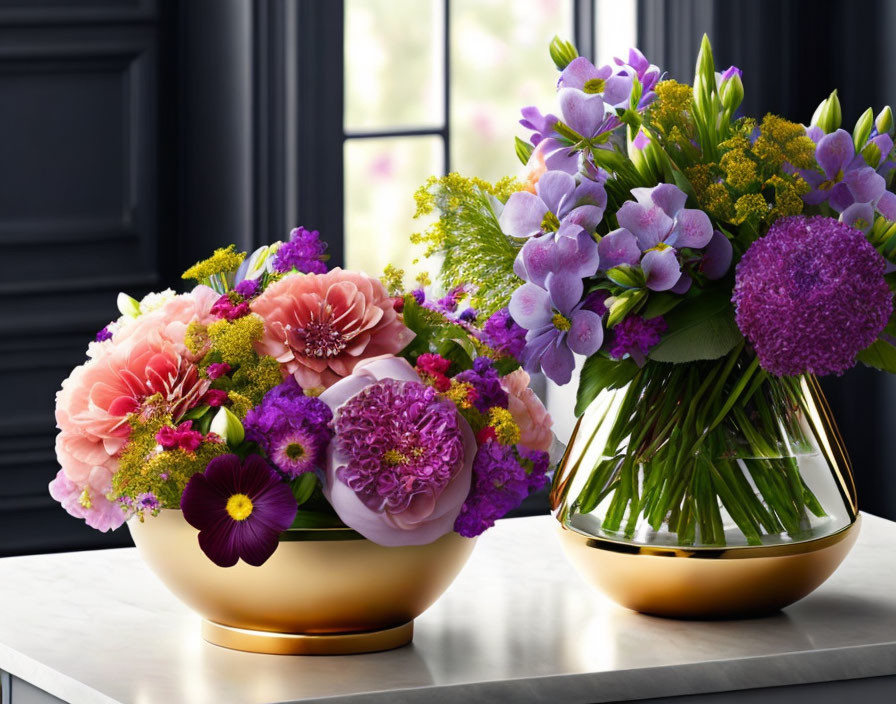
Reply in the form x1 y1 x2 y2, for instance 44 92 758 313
557 518 860 619
129 510 476 654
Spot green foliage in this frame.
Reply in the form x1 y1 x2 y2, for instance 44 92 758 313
411 173 524 317
575 355 640 417
857 339 896 373
648 286 742 363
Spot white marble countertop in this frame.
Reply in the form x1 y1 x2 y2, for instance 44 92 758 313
1 514 895 704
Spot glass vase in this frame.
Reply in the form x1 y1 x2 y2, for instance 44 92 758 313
551 345 860 618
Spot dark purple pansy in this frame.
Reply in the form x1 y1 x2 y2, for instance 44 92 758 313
180 454 297 567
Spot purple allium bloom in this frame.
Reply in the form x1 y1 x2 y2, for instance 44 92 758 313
233 278 260 298
273 226 328 275
455 357 509 413
244 377 333 478
509 275 604 385
499 170 606 241
607 315 668 364
482 308 527 360
609 184 719 291
453 442 548 538
180 454 297 567
733 215 892 376
95 325 113 342
333 379 465 514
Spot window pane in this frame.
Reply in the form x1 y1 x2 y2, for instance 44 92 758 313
450 0 572 181
345 0 445 132
344 136 443 277
595 0 637 68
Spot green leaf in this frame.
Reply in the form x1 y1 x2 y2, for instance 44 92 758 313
181 404 210 421
642 292 682 319
290 473 318 507
857 339 896 373
606 264 645 289
648 286 742 363
515 137 534 166
288 510 349 531
575 355 640 417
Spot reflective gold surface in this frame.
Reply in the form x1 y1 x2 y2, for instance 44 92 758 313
129 510 475 654
557 516 861 619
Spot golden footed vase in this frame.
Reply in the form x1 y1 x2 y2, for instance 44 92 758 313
551 348 860 619
129 510 476 654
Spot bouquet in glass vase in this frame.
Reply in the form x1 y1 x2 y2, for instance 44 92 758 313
411 35 896 616
49 227 554 652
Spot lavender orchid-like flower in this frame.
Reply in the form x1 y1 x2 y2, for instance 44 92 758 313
613 48 661 109
607 184 722 292
499 170 606 240
509 274 604 385
520 90 621 161
558 57 634 108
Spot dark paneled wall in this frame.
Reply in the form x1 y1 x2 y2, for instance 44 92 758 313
638 0 896 521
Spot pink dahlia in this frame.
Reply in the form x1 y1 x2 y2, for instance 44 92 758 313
500 369 553 453
251 269 415 389
319 357 475 546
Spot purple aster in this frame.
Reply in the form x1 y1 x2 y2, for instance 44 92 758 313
333 379 465 515
453 442 548 538
233 278 260 298
458 308 477 323
607 315 668 364
180 454 297 567
733 215 892 376
411 288 426 305
273 226 328 274
454 357 509 414
243 377 333 478
499 170 606 241
481 308 526 360
509 275 604 385
95 325 113 342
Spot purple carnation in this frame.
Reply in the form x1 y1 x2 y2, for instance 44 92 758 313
733 215 892 376
244 377 333 477
454 357 509 413
607 315 667 363
234 278 260 298
333 379 465 514
95 325 113 342
454 442 549 538
273 226 328 275
482 308 526 360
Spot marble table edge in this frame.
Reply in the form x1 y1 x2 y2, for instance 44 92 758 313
266 641 896 704
0 642 119 704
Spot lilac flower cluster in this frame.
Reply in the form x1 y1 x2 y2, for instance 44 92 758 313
733 216 892 376
481 308 526 360
607 316 668 363
454 441 549 538
244 377 333 477
333 379 465 514
454 358 509 414
601 183 732 293
802 129 896 233
273 226 328 275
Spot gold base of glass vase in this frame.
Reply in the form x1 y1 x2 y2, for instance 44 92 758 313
201 620 414 655
129 510 475 654
557 515 861 619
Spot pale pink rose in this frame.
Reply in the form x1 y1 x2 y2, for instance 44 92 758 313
501 369 554 453
251 269 415 389
318 357 475 546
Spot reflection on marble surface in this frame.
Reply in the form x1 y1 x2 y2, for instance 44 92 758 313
0 515 895 704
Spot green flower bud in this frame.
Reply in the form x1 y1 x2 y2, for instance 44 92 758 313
606 289 647 327
549 36 578 71
853 107 874 153
720 72 744 113
607 265 645 289
117 292 141 319
515 137 534 166
210 406 244 446
810 90 842 133
862 141 882 170
692 35 717 116
876 106 894 137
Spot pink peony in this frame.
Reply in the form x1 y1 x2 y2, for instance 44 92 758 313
53 286 216 530
251 269 415 389
318 357 475 546
500 369 553 453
